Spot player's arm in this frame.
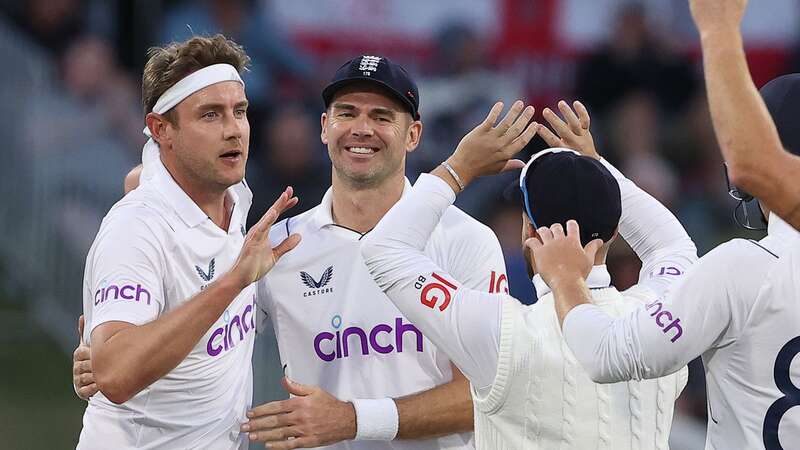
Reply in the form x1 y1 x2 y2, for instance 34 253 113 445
530 221 738 383
538 100 697 297
690 0 800 229
90 189 300 404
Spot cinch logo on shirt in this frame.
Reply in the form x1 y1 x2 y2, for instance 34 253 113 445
94 281 151 306
645 299 683 342
206 297 255 357
313 315 424 362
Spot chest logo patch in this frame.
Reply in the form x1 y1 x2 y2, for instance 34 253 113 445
300 266 334 297
196 258 216 282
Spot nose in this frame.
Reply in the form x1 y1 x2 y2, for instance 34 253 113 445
350 113 374 138
222 111 244 141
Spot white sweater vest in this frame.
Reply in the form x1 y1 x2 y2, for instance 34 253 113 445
472 287 688 449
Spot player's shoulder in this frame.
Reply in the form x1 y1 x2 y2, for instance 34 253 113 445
699 238 779 273
98 186 174 241
437 204 500 246
268 205 319 246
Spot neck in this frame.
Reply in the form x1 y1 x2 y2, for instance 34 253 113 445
162 156 231 230
330 170 405 233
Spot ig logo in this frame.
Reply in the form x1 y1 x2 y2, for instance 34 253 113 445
415 273 458 312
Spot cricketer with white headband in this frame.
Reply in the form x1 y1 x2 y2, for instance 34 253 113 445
140 63 246 183
76 51 299 450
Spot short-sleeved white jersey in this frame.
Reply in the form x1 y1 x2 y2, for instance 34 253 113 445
78 158 256 450
256 179 507 450
562 214 800 449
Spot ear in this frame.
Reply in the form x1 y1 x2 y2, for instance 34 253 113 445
405 119 423 154
320 112 329 145
145 112 173 149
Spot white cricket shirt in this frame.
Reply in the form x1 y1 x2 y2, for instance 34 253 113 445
78 156 256 450
256 178 507 450
361 164 696 449
562 210 800 449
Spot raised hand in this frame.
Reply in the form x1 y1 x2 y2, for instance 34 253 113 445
241 377 356 449
689 0 747 39
445 100 538 187
539 100 600 160
231 187 301 288
526 220 603 290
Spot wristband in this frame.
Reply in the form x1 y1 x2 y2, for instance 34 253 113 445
352 398 399 441
440 161 466 192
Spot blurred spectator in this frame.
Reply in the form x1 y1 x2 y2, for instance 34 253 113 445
159 0 314 110
607 92 678 207
574 2 697 118
246 105 328 227
415 21 525 218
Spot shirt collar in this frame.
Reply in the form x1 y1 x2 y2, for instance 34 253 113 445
532 264 612 300
150 153 240 229
310 178 413 230
768 212 800 240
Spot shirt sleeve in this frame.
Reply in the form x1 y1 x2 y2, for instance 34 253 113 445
362 174 505 390
600 159 698 297
85 211 166 342
561 240 765 383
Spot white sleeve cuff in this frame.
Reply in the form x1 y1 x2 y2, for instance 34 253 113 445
416 173 457 204
352 398 399 441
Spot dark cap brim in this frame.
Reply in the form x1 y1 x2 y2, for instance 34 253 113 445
322 77 420 120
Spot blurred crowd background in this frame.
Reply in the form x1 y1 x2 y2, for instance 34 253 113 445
1 0 799 448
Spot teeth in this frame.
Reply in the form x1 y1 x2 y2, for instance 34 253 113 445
348 147 375 154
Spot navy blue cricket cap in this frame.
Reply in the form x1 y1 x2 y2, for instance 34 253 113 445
322 55 420 120
760 73 800 156
514 148 622 246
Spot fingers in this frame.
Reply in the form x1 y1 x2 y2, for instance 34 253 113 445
507 120 539 154
273 233 302 261
242 412 292 433
584 238 604 262
253 187 300 239
76 383 98 400
536 123 562 148
542 107 572 142
504 105 535 142
565 219 580 240
249 399 294 418
573 100 591 130
558 100 583 136
536 226 554 243
480 102 505 131
262 436 311 450
247 425 302 443
550 222 565 238
524 236 542 252
492 100 525 135
73 359 92 376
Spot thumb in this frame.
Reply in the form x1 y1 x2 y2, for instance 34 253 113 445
584 239 604 262
501 159 526 173
281 376 315 397
78 315 85 343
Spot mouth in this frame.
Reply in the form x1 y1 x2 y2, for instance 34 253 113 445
219 150 243 162
345 146 379 156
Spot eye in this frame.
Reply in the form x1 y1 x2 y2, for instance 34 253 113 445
202 111 218 120
338 112 354 118
377 117 391 123
234 108 247 118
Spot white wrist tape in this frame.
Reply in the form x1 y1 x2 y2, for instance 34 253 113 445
352 398 399 441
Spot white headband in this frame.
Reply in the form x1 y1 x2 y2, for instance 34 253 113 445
140 63 245 181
